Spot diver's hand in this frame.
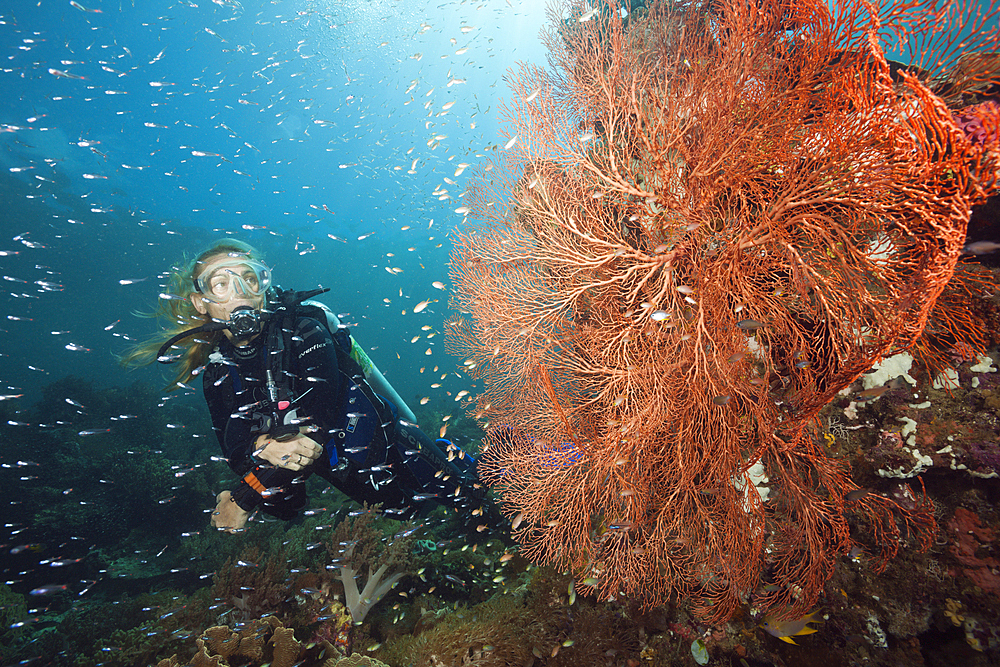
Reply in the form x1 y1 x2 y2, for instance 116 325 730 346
211 491 249 533
252 431 323 471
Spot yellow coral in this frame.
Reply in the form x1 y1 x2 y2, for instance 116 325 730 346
944 598 964 626
964 618 985 653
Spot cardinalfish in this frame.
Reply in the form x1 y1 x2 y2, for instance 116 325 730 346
855 385 889 401
856 375 909 402
30 584 69 596
963 240 1000 255
48 68 86 80
10 543 44 555
736 319 765 331
760 609 824 644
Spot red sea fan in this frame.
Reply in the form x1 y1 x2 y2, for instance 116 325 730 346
447 0 999 622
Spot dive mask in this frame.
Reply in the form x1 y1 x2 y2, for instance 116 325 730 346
194 258 272 303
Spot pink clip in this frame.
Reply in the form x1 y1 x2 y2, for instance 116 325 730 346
278 400 290 410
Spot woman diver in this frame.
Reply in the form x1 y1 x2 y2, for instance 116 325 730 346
124 239 496 537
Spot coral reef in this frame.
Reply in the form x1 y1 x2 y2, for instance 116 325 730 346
1 357 999 667
374 566 640 667
3 8 1000 666
847 351 1000 481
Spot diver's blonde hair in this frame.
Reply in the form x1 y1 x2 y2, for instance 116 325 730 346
120 239 263 390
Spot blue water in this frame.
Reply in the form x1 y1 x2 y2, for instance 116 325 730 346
3 2 997 665
0 0 546 404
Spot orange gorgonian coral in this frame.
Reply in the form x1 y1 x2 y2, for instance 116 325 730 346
446 0 999 622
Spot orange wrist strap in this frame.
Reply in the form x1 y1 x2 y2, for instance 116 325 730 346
242 471 266 494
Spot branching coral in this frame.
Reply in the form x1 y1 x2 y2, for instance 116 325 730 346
327 509 416 626
338 545 408 628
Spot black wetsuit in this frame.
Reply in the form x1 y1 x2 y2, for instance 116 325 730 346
201 315 485 524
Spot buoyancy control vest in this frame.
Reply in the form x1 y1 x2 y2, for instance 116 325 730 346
259 287 399 470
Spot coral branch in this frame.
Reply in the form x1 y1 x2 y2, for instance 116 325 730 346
327 509 415 626
337 550 407 626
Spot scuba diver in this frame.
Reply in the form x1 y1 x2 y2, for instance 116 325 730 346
124 239 497 537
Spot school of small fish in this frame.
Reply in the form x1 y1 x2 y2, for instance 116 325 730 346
0 0 552 644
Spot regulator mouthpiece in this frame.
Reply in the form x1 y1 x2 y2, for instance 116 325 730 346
227 306 264 340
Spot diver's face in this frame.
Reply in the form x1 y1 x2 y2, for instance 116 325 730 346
189 255 268 338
